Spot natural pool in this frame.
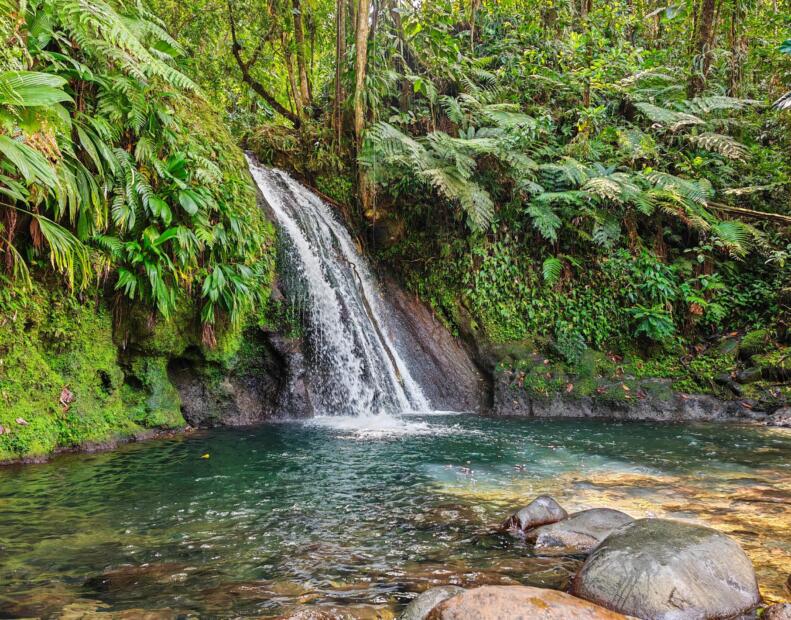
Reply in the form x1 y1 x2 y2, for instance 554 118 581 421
0 415 789 618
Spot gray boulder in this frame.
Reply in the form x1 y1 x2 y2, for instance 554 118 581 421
572 518 761 620
502 495 568 533
527 508 633 555
400 586 465 620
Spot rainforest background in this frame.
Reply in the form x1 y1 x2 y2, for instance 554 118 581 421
0 0 789 459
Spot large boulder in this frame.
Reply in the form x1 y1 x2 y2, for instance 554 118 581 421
502 495 568 533
527 508 633 555
400 586 465 620
425 585 632 619
572 518 761 620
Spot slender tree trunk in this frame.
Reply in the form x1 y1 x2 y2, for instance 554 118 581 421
283 34 303 113
687 0 718 97
727 0 746 96
470 0 481 50
334 0 346 145
354 0 371 213
227 0 300 126
292 0 312 107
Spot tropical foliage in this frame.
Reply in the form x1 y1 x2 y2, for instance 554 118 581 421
0 0 274 344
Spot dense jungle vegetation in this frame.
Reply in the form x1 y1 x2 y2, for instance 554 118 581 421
0 0 790 457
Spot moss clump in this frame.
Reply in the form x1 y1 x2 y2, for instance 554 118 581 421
0 279 185 462
125 357 184 428
739 329 772 359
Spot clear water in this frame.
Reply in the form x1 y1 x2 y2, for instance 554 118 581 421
0 415 789 618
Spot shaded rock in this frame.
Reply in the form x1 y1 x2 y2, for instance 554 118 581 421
527 508 633 555
735 367 762 384
766 407 791 428
572 518 761 620
425 585 632 619
400 586 465 620
502 495 568 533
764 604 791 620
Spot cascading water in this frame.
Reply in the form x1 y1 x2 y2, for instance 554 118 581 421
248 158 431 417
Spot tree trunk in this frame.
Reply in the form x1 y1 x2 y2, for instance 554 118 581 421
292 0 312 107
334 0 346 145
283 34 303 114
227 0 300 127
354 0 371 213
470 0 481 50
727 0 746 96
687 0 718 97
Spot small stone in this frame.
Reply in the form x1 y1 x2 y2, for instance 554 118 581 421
501 495 568 533
400 586 465 620
15 417 29 426
527 508 633 555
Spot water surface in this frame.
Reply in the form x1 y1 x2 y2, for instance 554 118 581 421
0 415 789 618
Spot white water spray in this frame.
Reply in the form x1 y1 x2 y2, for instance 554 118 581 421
248 158 431 418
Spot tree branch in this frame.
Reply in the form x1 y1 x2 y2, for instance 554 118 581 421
708 202 791 225
227 0 301 127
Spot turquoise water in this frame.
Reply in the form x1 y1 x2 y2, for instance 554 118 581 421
0 415 789 618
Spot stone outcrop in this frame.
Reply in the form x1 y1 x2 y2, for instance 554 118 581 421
383 278 490 412
493 369 756 422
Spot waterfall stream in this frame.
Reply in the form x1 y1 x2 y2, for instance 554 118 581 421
248 158 431 417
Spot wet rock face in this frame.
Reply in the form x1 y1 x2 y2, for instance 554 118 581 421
527 508 634 555
572 518 761 620
502 495 568 533
382 278 490 412
168 327 313 426
425 585 633 620
400 586 465 620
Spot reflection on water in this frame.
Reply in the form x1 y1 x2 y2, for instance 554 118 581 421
0 416 788 618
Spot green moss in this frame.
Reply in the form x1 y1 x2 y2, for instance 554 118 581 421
739 329 772 358
126 357 184 428
0 279 184 462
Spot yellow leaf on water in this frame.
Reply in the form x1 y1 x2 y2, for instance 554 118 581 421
200 453 210 459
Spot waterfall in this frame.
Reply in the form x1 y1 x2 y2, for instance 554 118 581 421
248 158 431 417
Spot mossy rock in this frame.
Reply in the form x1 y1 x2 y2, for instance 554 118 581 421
738 329 773 360
752 348 791 382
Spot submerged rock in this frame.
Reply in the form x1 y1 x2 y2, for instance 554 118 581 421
425 585 632 619
527 508 633 555
502 495 568 533
572 518 761 620
400 586 465 620
767 407 791 428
